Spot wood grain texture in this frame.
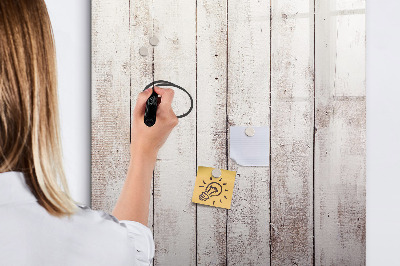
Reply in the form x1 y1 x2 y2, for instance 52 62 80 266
130 0 154 230
91 0 366 263
152 0 197 264
196 0 228 265
270 0 314 264
226 0 271 264
315 0 366 264
91 0 131 213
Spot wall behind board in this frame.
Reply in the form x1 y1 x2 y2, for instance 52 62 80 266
366 0 400 265
46 0 91 206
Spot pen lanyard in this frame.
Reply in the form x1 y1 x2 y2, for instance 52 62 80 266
143 80 193 127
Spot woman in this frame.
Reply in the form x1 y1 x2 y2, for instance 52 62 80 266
0 0 178 265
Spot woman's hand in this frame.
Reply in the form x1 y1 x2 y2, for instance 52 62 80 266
130 86 179 158
112 86 178 225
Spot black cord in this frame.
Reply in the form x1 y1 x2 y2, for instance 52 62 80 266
143 80 193 119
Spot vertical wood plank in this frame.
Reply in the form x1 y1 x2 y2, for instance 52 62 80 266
270 0 315 264
152 0 197 264
196 0 228 265
91 0 131 213
315 0 366 264
226 0 271 264
130 0 154 231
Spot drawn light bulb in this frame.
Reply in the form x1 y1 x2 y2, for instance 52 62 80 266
199 182 222 201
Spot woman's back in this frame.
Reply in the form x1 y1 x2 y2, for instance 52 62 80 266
0 171 154 266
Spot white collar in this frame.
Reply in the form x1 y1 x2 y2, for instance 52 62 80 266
0 171 38 205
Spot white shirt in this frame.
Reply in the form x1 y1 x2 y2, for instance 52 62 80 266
0 171 155 266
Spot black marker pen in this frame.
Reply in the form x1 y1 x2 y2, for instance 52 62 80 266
142 80 194 127
144 89 158 127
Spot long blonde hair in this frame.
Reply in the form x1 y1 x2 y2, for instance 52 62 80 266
0 0 77 217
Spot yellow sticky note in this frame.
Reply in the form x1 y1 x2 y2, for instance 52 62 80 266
192 166 236 209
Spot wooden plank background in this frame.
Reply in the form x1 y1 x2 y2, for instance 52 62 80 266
91 0 366 265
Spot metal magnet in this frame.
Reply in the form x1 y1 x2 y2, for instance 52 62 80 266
139 46 148 56
211 169 222 178
245 127 255 137
149 36 159 46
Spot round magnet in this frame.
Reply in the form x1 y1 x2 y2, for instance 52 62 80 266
139 46 148 56
211 169 222 178
149 36 159 46
245 127 255 137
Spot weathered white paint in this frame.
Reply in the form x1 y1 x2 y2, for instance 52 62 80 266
270 0 314 264
196 0 228 264
315 0 366 264
92 0 366 264
152 0 197 264
91 0 131 213
226 0 271 264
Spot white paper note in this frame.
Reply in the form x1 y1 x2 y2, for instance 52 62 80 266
229 126 269 166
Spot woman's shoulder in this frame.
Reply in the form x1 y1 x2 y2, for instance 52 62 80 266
73 203 154 247
73 203 155 265
74 203 120 224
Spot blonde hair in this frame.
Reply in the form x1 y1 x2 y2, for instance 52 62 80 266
0 0 77 217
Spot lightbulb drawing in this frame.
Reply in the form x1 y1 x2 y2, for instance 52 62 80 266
192 166 236 209
199 182 222 201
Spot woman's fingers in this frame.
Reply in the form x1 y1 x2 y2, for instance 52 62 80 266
153 86 175 105
133 88 153 118
153 87 178 125
132 86 177 127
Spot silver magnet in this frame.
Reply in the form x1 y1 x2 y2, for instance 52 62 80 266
139 46 148 56
149 36 159 46
245 127 255 137
211 168 222 178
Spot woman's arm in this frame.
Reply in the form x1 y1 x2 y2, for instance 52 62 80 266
112 86 178 226
111 148 156 225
